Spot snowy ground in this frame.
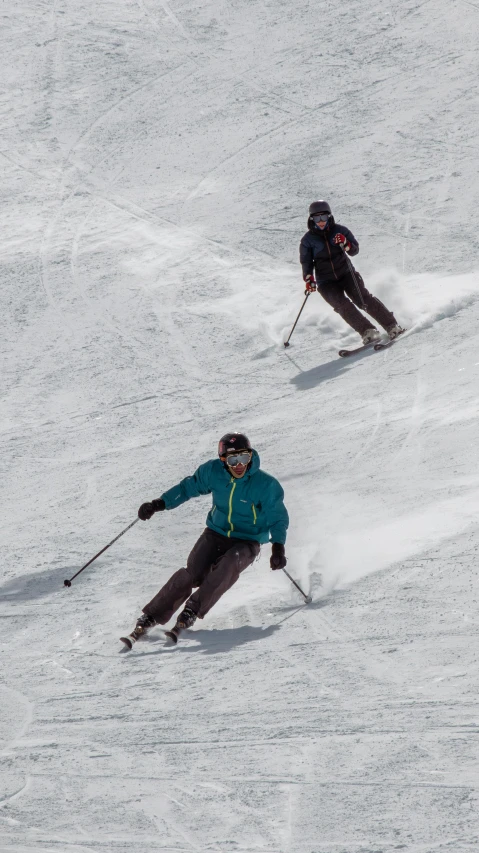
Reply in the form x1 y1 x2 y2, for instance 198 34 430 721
2 0 479 851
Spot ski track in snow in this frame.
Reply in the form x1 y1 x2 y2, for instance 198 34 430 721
2 0 479 851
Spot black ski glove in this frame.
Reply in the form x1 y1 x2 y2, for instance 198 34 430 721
270 542 287 570
138 498 166 521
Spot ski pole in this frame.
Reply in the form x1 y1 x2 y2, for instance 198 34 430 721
283 292 310 348
282 568 312 604
63 518 139 587
340 245 367 310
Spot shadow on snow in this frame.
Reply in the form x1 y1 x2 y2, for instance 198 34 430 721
138 623 281 656
0 566 73 602
289 348 375 391
131 594 332 657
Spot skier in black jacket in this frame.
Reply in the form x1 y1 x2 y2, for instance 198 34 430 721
300 201 403 344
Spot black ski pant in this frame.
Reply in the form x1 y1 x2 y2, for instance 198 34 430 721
143 528 261 624
317 270 397 336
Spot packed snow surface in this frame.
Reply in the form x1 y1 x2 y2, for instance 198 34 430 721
1 0 479 851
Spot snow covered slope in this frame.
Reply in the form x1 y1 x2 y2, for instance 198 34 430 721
1 0 479 850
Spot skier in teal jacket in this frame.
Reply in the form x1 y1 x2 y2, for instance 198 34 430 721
122 433 289 647
162 448 288 545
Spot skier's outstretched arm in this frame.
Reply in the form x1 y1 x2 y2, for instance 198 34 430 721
138 462 213 520
161 461 213 508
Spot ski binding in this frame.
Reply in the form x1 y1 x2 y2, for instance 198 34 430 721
338 338 385 357
373 329 407 350
339 329 406 357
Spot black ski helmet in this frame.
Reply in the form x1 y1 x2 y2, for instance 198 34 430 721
218 432 252 458
309 200 332 216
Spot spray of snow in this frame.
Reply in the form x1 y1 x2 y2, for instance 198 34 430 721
370 268 479 335
184 264 479 352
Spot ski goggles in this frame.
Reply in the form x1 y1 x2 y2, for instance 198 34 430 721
225 451 252 467
311 212 330 223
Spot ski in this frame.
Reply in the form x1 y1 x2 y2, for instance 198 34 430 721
119 625 182 650
373 329 407 350
338 338 386 357
164 627 181 645
339 329 407 357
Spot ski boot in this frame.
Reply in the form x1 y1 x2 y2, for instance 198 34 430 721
120 613 156 650
165 607 197 645
362 328 381 345
386 323 405 340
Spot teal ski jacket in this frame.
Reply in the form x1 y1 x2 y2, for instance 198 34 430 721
160 451 289 545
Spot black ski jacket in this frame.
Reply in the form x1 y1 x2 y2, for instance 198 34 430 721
299 217 359 284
